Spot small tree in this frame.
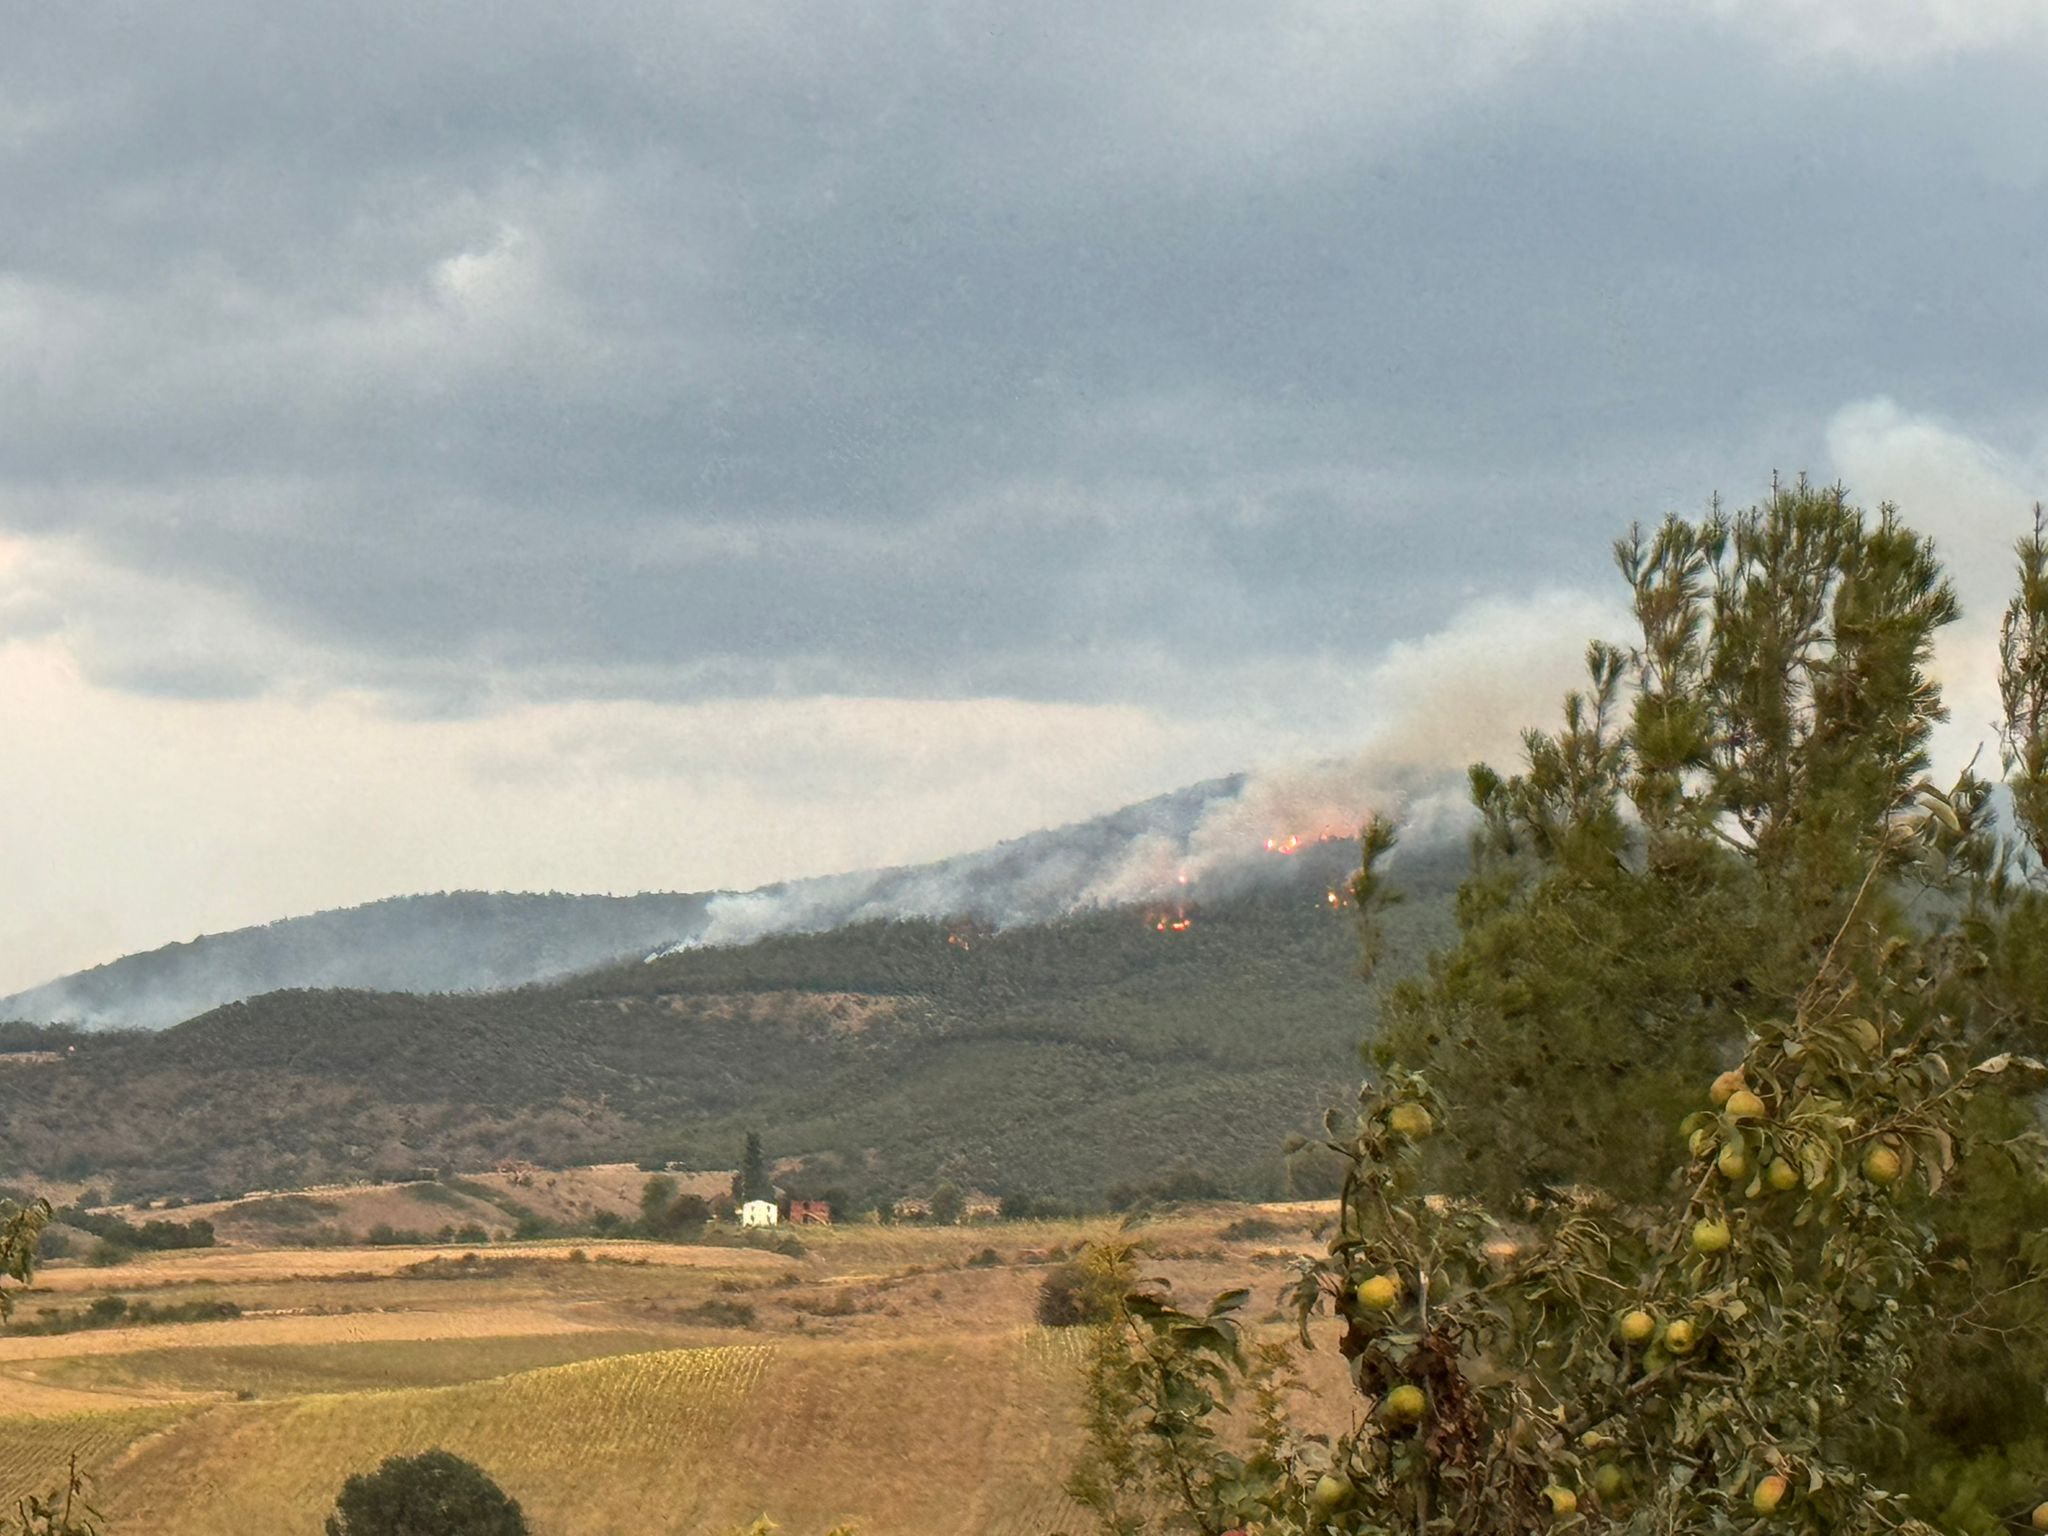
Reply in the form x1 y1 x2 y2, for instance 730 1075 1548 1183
1 1194 50 1326
324 1450 526 1536
742 1132 771 1205
12 1453 104 1536
930 1180 965 1226
638 1177 712 1239
639 1174 678 1232
1038 1259 1119 1328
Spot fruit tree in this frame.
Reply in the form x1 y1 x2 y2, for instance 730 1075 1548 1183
1070 487 2048 1534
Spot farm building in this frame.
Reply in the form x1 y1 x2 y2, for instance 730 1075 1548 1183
786 1199 832 1226
739 1198 779 1228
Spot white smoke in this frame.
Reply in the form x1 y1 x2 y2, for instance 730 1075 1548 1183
661 587 1614 955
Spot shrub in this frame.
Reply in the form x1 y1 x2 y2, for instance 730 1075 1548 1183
324 1449 527 1536
1036 1260 1115 1327
1216 1215 1285 1243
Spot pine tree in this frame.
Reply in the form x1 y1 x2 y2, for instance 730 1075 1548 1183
742 1130 770 1204
1073 485 2048 1534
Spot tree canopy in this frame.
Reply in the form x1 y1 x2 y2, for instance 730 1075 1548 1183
324 1450 527 1536
1075 484 2048 1534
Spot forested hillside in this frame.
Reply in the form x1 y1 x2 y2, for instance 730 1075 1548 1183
0 839 1460 1205
0 775 1252 1029
0 891 720 1031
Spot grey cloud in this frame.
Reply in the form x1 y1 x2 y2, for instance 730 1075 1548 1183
4 2 2047 710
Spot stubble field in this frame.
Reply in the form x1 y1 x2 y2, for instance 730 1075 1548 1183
0 1206 1335 1535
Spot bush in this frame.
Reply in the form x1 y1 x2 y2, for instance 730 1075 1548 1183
675 1298 760 1328
13 1295 241 1336
324 1449 526 1536
1036 1261 1114 1327
1215 1215 1285 1243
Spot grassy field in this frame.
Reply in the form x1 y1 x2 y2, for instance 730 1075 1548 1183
0 1206 1331 1535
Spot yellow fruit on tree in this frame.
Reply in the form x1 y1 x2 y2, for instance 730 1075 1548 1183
1717 1145 1749 1181
1710 1068 1746 1106
1388 1103 1434 1139
1688 1126 1715 1159
1725 1088 1767 1120
2030 1501 2048 1532
1692 1218 1732 1254
1546 1486 1578 1517
1311 1473 1353 1511
1618 1308 1655 1345
1753 1474 1789 1515
1766 1156 1799 1192
1356 1273 1399 1312
1864 1144 1903 1185
1383 1384 1427 1424
1662 1319 1697 1355
1593 1464 1627 1501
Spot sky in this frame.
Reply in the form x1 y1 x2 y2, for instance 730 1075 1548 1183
4 0 2048 993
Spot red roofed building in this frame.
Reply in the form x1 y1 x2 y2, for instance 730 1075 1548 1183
786 1199 833 1226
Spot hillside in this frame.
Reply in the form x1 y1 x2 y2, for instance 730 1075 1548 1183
0 838 1462 1205
0 891 719 1032
0 776 1263 1030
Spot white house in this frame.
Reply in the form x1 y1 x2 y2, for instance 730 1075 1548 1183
739 1198 779 1228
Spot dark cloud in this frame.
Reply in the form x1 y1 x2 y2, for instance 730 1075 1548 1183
5 2 2047 708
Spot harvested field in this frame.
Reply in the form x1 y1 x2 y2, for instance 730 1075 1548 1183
0 1201 1321 1533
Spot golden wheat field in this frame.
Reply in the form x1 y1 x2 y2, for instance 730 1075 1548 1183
0 1205 1328 1535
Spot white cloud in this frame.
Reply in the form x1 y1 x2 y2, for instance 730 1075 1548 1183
1709 0 2048 65
1825 395 2048 774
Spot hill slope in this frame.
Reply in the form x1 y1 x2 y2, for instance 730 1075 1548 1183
2 776 1263 1030
0 891 721 1032
0 839 1461 1203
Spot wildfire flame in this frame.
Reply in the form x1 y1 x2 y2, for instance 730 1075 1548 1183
1261 828 1355 856
1148 903 1194 934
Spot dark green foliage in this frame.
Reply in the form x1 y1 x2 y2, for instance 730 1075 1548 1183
2000 504 2048 867
12 1294 240 1336
740 1131 771 1204
1036 1260 1116 1327
0 843 1460 1203
55 1206 214 1251
324 1450 527 1536
365 1224 431 1246
1072 484 2048 1535
1378 485 1974 1206
674 1297 758 1328
1105 1166 1232 1211
4 890 720 1031
638 1176 712 1239
0 1195 50 1326
237 1194 344 1228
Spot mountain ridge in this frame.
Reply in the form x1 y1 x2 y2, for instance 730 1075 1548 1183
0 836 1466 1203
3 769 1406 1031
